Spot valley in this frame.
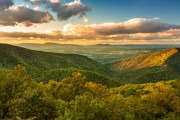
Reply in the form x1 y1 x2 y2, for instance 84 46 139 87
0 44 180 119
17 43 180 64
2 44 180 84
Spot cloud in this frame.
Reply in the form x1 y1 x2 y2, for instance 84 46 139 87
2 30 180 45
0 29 95 41
0 30 64 39
50 0 59 4
0 5 53 26
62 18 180 36
0 0 90 27
96 18 180 35
83 17 89 24
26 0 59 4
0 0 14 10
0 31 49 38
1 28 180 42
1 18 180 44
49 0 91 20
60 18 180 41
27 0 91 20
30 0 48 4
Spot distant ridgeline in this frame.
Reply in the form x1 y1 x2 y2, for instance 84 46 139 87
106 48 180 83
0 44 180 85
0 44 118 87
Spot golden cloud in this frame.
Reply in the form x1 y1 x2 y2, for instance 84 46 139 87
1 18 180 44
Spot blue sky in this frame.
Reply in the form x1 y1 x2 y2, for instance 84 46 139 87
0 0 180 44
13 0 180 24
83 0 180 24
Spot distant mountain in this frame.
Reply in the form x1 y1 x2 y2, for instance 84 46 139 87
94 44 111 46
106 48 180 83
17 43 180 64
0 44 117 86
16 43 81 51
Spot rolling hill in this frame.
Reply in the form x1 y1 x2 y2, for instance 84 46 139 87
0 44 117 86
106 48 180 83
2 44 180 85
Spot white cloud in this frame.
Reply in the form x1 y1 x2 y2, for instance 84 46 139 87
62 18 180 36
50 0 59 3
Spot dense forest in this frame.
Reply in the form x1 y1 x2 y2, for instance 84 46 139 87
0 44 180 119
0 65 180 120
0 44 118 87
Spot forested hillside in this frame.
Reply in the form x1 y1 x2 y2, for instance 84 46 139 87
107 48 180 83
0 44 117 86
0 44 107 73
0 45 180 119
0 66 179 120
2 44 180 85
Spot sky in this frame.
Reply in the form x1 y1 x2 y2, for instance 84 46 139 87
0 0 180 45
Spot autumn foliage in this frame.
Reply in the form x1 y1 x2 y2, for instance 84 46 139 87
0 66 180 120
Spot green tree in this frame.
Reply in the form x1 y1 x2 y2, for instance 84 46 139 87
45 72 88 101
56 92 104 120
0 65 33 119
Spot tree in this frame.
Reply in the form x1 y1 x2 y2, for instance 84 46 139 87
0 65 33 119
141 82 180 119
45 72 88 101
56 92 104 120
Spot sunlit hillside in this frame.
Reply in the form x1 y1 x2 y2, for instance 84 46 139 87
107 48 180 83
108 48 178 71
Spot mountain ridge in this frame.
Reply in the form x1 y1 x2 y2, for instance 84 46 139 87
1 44 180 85
106 48 180 83
0 44 116 86
107 48 179 71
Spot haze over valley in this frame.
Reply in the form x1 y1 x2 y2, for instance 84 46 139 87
17 43 180 63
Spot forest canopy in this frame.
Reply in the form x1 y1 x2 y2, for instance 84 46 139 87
0 65 180 120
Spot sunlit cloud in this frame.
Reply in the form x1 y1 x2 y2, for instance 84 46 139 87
83 17 89 24
62 18 180 36
1 18 180 44
50 0 59 4
29 0 60 4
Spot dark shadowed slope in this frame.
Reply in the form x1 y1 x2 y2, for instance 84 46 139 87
106 48 180 83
